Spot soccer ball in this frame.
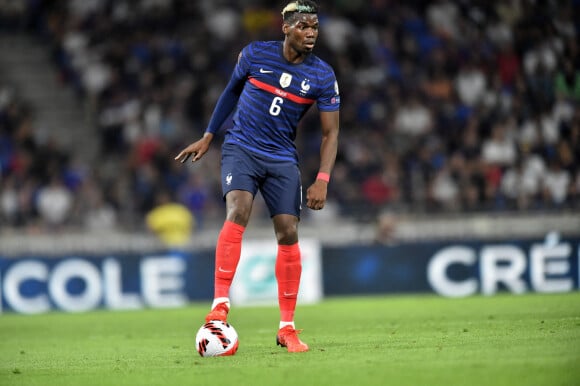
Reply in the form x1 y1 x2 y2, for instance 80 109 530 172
195 320 239 357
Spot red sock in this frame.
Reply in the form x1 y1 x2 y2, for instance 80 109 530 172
275 243 302 323
214 220 245 298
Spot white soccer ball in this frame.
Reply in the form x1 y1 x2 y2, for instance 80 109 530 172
195 320 239 357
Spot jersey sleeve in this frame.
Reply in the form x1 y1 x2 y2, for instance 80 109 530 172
232 44 252 80
205 45 253 134
316 69 340 112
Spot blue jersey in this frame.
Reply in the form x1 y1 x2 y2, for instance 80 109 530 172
221 41 340 163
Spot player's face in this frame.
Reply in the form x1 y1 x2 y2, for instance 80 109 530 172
285 14 319 54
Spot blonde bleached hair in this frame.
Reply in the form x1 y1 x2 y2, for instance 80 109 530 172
281 1 318 21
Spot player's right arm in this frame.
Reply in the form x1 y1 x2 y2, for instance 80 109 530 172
174 132 214 163
175 46 252 163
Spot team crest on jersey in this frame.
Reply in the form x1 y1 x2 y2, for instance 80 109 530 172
279 73 292 88
300 79 310 95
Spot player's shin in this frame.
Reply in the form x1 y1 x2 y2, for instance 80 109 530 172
275 243 302 325
214 220 245 298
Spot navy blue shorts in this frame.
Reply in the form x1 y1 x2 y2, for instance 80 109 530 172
220 142 302 218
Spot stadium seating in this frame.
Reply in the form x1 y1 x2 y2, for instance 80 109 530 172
0 0 578 235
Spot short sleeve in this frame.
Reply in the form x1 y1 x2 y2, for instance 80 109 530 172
317 73 340 112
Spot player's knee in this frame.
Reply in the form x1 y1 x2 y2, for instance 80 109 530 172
276 230 298 245
225 206 251 226
274 220 298 245
225 192 253 225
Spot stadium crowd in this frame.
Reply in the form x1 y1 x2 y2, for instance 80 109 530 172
1 0 579 234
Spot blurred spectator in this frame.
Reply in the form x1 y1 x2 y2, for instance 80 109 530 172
455 59 487 107
79 179 118 232
373 211 398 246
482 120 517 167
176 172 212 228
0 176 21 226
422 64 453 102
320 8 356 54
430 163 460 211
426 0 459 41
542 158 571 208
554 58 580 101
495 43 520 90
393 93 434 154
500 155 543 210
35 175 74 229
146 189 194 247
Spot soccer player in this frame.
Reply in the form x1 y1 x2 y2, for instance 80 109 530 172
174 0 340 353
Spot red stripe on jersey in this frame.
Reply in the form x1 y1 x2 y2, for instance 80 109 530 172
248 77 315 105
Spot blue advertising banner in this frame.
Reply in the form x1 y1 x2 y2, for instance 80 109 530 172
0 251 214 314
323 236 579 297
1 235 578 314
0 238 322 314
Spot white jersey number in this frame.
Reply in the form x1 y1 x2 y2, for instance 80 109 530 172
269 97 284 116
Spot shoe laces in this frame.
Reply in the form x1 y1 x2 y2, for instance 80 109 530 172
280 326 303 340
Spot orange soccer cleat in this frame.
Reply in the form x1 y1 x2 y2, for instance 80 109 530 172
276 325 309 353
205 302 229 323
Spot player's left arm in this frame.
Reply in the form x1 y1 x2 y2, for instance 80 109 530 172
306 110 339 210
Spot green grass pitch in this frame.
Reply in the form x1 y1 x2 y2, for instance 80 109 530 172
1 293 579 386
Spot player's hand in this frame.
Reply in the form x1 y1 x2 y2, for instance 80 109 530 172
174 133 213 163
306 180 328 210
